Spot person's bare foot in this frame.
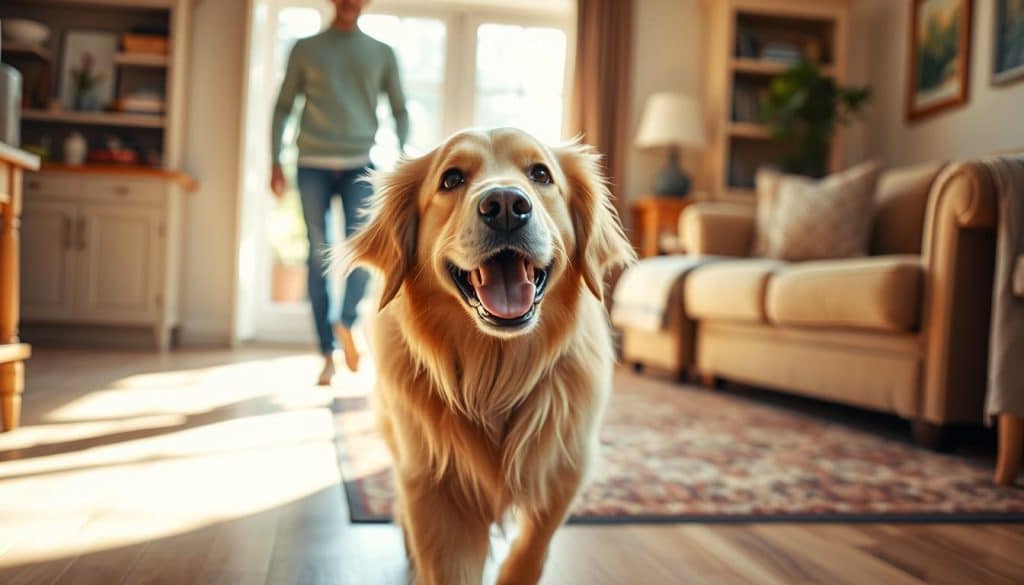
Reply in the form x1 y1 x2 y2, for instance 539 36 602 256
335 325 360 372
317 355 336 386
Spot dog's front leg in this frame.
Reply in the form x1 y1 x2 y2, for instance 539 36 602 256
399 475 490 585
496 470 582 585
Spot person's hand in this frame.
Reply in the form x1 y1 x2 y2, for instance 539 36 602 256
270 165 286 198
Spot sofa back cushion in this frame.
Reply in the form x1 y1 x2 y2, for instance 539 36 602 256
755 161 881 261
870 161 947 255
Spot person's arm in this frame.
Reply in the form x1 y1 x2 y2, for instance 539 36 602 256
384 47 410 150
270 43 303 195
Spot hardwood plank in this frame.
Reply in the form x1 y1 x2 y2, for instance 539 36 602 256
0 558 76 585
858 525 1024 585
121 525 218 585
55 542 149 585
199 510 280 577
749 525 926 585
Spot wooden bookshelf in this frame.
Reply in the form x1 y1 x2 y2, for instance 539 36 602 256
732 57 835 77
702 0 850 202
728 122 773 140
113 52 170 68
21 109 166 128
1 41 52 62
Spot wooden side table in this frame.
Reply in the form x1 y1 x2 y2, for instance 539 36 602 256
0 143 40 432
631 196 695 258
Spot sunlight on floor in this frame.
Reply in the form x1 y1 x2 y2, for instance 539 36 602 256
0 349 363 567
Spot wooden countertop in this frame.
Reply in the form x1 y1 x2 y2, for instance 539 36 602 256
38 163 199 192
0 142 41 172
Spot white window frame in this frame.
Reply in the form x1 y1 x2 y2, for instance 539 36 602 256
367 0 577 145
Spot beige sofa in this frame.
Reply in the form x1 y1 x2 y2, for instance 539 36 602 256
622 160 999 447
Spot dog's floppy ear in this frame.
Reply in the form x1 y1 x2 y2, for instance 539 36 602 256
343 153 433 310
555 142 637 302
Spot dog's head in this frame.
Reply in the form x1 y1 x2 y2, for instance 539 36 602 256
345 128 635 338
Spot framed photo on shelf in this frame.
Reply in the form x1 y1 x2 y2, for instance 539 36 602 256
905 0 973 121
993 0 1024 85
59 30 118 112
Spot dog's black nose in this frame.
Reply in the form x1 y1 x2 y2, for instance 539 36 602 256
478 187 532 232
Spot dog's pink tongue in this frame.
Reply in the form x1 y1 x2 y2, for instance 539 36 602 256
471 256 536 319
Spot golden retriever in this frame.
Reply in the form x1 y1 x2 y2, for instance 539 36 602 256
344 128 635 585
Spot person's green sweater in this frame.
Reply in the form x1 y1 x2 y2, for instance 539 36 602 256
271 27 409 165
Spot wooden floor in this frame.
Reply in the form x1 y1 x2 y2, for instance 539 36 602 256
0 348 1022 585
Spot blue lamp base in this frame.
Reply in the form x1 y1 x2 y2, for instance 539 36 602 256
653 148 691 197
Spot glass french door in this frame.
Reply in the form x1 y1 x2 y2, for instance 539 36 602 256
236 0 571 345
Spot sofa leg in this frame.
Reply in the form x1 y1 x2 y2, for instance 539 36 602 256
676 367 690 383
911 420 954 452
995 414 1023 487
700 373 722 390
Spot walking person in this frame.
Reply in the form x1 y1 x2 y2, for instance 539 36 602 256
270 0 409 385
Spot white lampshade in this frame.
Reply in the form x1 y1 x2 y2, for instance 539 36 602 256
635 92 706 149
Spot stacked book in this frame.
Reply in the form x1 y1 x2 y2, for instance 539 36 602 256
117 90 164 115
760 42 801 65
732 85 767 123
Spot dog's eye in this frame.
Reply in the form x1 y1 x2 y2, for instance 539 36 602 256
440 169 465 191
528 164 552 185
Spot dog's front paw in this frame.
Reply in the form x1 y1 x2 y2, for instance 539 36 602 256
496 551 544 585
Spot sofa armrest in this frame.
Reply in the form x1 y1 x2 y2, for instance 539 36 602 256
680 203 756 257
919 162 999 423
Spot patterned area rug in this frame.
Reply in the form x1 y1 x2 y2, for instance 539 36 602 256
332 369 1024 523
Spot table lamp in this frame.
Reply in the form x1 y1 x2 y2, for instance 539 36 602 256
635 92 706 197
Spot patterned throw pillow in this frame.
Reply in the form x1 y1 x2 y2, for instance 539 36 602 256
754 162 881 261
751 168 783 257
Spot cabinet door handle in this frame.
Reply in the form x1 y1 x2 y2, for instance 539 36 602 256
62 217 73 249
76 218 87 250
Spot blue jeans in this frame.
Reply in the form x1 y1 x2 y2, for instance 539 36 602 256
297 165 373 356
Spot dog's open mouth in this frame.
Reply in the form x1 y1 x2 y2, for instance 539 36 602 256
447 250 549 327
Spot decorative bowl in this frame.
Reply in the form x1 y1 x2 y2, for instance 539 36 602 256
2 19 51 45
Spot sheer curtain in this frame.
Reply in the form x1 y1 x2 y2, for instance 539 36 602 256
570 0 634 209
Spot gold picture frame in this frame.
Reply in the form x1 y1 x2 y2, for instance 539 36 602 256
993 0 1024 85
906 0 973 121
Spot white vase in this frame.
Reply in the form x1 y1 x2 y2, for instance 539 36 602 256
64 131 87 165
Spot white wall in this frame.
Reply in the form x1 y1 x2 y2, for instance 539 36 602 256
179 0 246 345
855 0 1024 166
623 0 703 216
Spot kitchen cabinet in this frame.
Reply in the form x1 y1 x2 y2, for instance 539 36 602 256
20 171 184 349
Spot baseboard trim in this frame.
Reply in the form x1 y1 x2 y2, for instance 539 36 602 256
178 319 233 348
22 323 162 350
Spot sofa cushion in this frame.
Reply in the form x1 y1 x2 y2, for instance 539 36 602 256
870 161 947 255
766 255 923 333
686 259 786 322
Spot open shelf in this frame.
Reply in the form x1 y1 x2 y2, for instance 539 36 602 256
113 52 169 68
1 41 52 62
732 57 834 77
728 122 773 140
22 109 165 129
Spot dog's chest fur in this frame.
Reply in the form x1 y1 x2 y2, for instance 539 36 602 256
371 294 613 519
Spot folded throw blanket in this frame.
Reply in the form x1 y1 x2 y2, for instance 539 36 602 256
983 155 1024 421
611 255 720 332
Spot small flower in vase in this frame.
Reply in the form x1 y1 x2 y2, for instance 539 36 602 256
71 52 106 112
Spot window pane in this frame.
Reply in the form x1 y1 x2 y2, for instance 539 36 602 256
361 15 447 167
474 23 567 144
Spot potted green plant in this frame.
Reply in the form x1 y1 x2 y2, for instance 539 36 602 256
269 190 309 303
761 59 871 177
71 52 106 112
